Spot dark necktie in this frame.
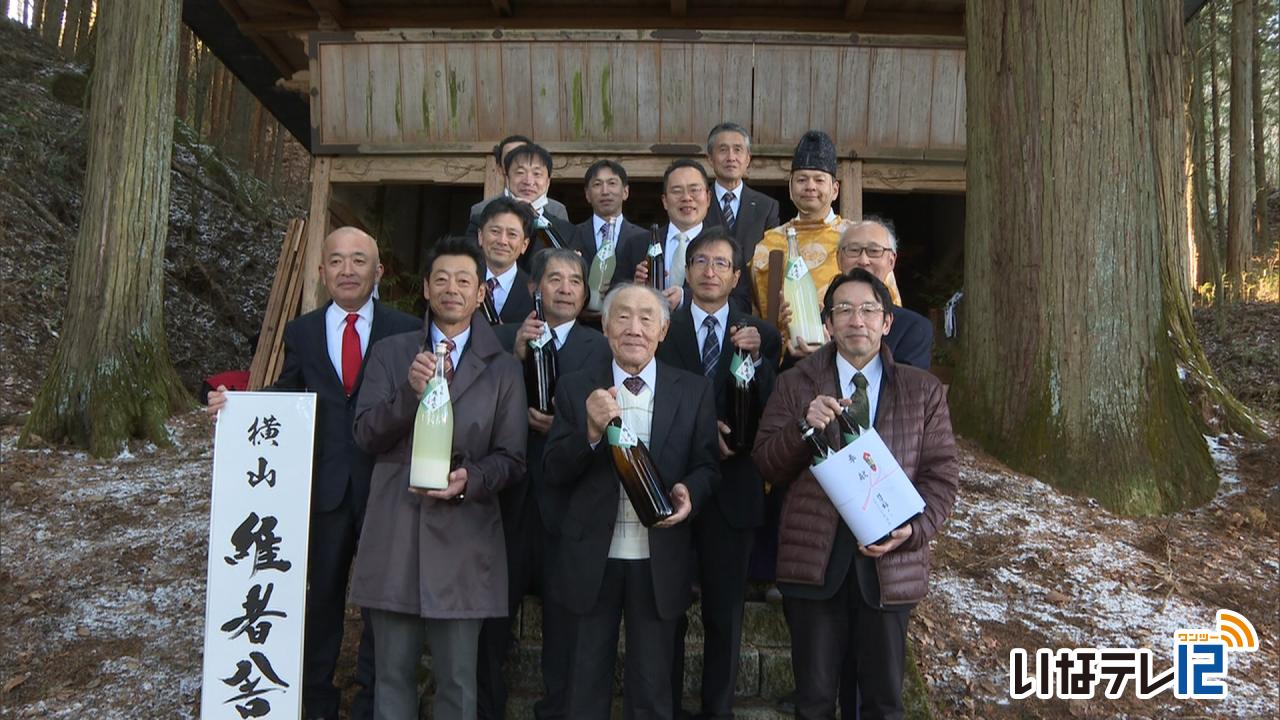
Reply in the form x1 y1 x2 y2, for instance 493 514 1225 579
443 338 457 382
722 191 736 232
486 276 500 309
341 312 362 395
848 372 870 434
701 315 720 377
623 375 646 395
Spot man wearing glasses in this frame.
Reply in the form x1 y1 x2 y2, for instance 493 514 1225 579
836 220 932 369
752 267 959 720
657 228 782 719
615 158 712 311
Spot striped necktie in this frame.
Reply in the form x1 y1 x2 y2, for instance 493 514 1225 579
722 191 736 232
701 315 720 377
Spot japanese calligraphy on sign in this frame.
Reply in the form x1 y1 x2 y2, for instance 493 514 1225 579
202 392 316 719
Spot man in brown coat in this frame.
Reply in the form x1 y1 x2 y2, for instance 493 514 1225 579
350 235 528 720
753 268 958 720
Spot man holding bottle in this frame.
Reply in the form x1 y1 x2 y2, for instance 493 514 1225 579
752 268 958 720
349 235 528 720
543 283 719 720
658 229 782 719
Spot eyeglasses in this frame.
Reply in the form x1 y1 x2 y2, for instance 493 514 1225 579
666 184 707 199
690 255 734 273
828 302 885 322
838 245 894 260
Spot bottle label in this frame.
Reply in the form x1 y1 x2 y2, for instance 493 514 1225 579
647 242 663 258
529 323 553 350
598 241 615 262
606 423 638 448
785 257 809 281
533 215 551 229
730 353 755 384
421 380 450 412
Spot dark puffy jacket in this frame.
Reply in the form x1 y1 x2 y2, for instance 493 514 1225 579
752 343 958 605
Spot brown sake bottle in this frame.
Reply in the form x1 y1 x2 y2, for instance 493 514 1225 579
524 292 558 414
532 215 566 253
647 223 666 291
606 417 674 527
724 323 758 452
798 418 833 465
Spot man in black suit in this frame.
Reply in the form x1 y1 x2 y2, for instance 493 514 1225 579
703 122 781 316
658 229 782 719
543 284 720 720
476 196 539 324
207 227 420 720
478 248 612 720
836 219 933 369
569 160 650 316
467 135 570 236
613 159 713 313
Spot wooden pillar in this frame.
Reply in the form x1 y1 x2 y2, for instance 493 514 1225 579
482 158 504 200
300 156 332 313
839 159 863 220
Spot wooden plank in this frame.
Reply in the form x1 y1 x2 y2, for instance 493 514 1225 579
690 44 723 141
317 43 346 144
474 42 504 140
720 44 754 130
779 47 811 142
530 43 561 141
445 42 478 140
335 28 965 49
427 43 451 142
927 49 961 148
808 46 840 138
635 43 661 143
835 47 871 151
658 42 691 144
586 43 612 141
751 46 783 145
329 155 490 184
367 43 401 144
300 157 333 314
866 46 901 149
839 159 864 219
341 44 371 143
861 160 965 193
610 43 639 142
249 218 305 390
397 44 429 143
896 49 934 148
953 53 966 147
501 43 534 135
559 43 588 140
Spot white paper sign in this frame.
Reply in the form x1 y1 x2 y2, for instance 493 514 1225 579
809 427 925 547
201 392 317 720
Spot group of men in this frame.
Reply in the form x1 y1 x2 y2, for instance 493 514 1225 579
209 122 958 720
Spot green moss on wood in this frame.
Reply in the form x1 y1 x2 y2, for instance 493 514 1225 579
600 65 613 133
572 71 584 138
421 88 431 133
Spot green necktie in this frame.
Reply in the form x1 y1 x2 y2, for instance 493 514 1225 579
848 372 870 436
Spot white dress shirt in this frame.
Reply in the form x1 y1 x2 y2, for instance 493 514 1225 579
835 351 883 427
664 222 703 275
429 323 471 371
486 264 520 315
690 301 729 354
326 298 374 380
591 214 624 252
607 357 658 560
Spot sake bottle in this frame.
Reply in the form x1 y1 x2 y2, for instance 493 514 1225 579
532 215 566 253
725 326 758 452
798 418 833 466
480 293 501 325
836 407 861 446
782 226 824 347
586 223 616 313
647 224 666 291
524 292 558 414
409 342 453 490
606 417 674 527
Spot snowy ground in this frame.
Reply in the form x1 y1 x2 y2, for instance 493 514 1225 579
1 413 1277 719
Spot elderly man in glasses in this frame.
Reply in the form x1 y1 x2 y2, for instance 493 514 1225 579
835 220 933 369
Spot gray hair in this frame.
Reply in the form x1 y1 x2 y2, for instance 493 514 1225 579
705 122 752 155
839 218 899 252
601 283 671 327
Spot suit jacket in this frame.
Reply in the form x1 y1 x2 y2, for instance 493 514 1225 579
467 194 570 238
568 216 650 267
609 223 718 294
655 304 781 528
706 183 781 315
349 314 528 618
495 267 535 325
885 305 933 370
269 300 420 515
542 358 720 620
493 321 612 532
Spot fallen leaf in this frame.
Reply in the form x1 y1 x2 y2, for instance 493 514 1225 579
3 673 30 693
1046 590 1069 605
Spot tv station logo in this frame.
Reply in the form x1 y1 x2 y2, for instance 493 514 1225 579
1009 609 1259 700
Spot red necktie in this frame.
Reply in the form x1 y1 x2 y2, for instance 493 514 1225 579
341 313 362 395
443 338 456 382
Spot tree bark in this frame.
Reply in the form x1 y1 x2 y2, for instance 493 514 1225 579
31 0 46 33
73 0 92 62
192 43 212 136
1209 1 1227 245
21 0 188 456
60 0 83 57
1250 0 1269 261
956 0 1239 516
39 0 64 45
1226 0 1255 298
1188 17 1223 294
175 26 190 123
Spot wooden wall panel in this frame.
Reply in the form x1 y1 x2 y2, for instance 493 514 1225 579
866 47 901 149
501 43 534 135
611 43 640 142
635 43 661 143
341 44 371 143
317 43 346 142
530 44 561 141
398 44 428 143
835 47 871 150
751 46 783 145
928 49 961 148
658 43 691 143
720 44 754 131
896 49 934 148
586 43 612 142
446 43 478 140
368 44 401 144
808 47 840 135
474 43 504 140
